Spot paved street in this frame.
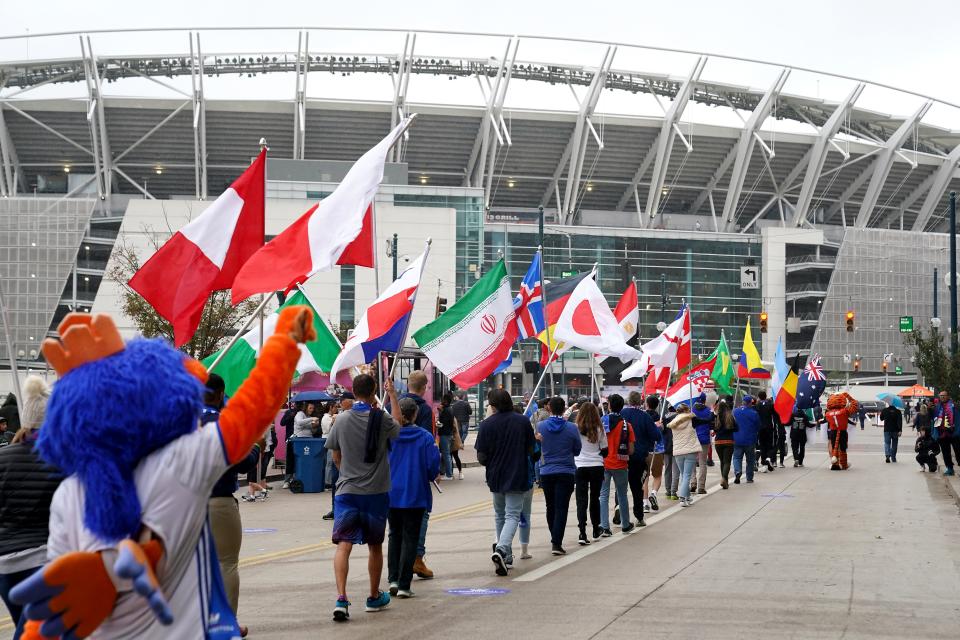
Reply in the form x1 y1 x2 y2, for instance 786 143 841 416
2 427 959 639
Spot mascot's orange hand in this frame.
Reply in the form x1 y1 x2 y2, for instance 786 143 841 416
11 551 117 639
19 620 53 640
275 305 316 344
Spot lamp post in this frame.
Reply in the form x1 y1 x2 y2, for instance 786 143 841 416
951 191 958 356
391 233 398 281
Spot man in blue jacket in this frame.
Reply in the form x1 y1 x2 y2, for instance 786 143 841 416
387 398 440 598
621 391 661 525
536 396 581 555
733 395 761 484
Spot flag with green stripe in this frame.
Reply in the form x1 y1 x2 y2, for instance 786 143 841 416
203 290 341 396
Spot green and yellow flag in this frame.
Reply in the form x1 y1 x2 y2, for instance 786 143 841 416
709 331 734 394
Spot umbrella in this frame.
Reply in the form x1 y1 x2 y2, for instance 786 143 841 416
877 393 903 409
292 391 335 402
896 384 933 398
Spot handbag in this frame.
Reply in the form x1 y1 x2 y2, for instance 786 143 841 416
451 418 463 452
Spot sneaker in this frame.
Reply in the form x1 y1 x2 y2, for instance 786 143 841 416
551 545 567 555
612 506 621 525
746 478 755 483
621 523 636 534
491 548 509 576
945 468 955 477
697 488 707 495
649 494 659 511
592 525 601 540
636 518 646 527
766 459 774 472
643 502 651 513
322 511 335 521
680 498 691 508
599 528 613 538
444 475 454 481
793 461 799 468
520 550 532 560
670 494 680 501
892 457 897 463
241 495 256 503
578 532 591 546
281 481 290 489
885 457 890 463
734 473 741 484
333 597 350 622
686 495 695 506
706 459 715 467
365 591 390 612
798 462 804 467
458 471 464 480
397 589 415 599
779 462 785 468
388 582 399 596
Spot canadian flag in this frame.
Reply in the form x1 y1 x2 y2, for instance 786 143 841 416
232 117 413 303
129 150 265 347
552 274 642 362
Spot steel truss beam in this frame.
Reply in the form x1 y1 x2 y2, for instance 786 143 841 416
720 68 789 231
465 37 517 199
0 106 23 196
739 147 812 234
390 33 416 163
190 32 208 199
853 101 931 228
789 84 864 227
80 36 112 206
292 31 309 161
911 143 960 231
616 57 705 224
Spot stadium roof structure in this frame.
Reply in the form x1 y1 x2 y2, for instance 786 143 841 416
1 27 959 233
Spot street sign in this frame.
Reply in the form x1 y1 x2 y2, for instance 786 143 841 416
740 266 758 289
899 316 913 333
561 270 578 278
895 365 903 375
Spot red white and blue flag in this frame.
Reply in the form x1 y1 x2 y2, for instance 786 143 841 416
493 251 544 374
329 250 428 377
795 353 827 410
665 358 716 407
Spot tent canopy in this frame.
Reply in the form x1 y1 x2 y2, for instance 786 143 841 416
897 384 933 397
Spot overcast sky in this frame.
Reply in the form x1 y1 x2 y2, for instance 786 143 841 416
2 0 959 124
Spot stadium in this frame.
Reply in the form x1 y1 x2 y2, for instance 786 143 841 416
2 26 959 396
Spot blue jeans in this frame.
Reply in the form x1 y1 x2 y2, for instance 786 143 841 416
492 491 525 561
883 431 900 459
600 468 630 530
439 435 453 477
417 510 429 557
0 567 35 640
518 489 534 545
733 444 757 481
675 453 698 499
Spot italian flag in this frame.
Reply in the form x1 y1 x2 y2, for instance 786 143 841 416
203 290 341 396
413 259 518 388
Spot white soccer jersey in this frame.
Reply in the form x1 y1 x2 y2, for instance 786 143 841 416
48 423 236 639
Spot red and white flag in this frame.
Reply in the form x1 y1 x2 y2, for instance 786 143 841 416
665 359 716 407
232 117 413 303
620 304 691 383
553 274 642 362
129 150 266 347
596 281 638 364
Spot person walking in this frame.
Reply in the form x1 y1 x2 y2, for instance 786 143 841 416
325 374 402 622
880 403 903 463
574 401 607 544
713 396 737 489
396 371 436 580
451 390 473 445
733 396 761 484
643 395 666 510
518 430 540 561
323 393 354 521
620 391 661 523
386 398 440 599
755 391 776 473
915 425 940 472
690 394 715 494
283 401 320 489
657 399 679 501
437 393 456 480
666 404 700 507
536 397 581 555
789 406 811 467
934 391 960 476
913 400 931 434
475 389 538 576
857 404 867 431
598 395 636 536
0 376 60 640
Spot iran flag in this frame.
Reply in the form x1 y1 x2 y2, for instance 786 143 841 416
552 275 642 362
129 149 265 347
232 117 414 302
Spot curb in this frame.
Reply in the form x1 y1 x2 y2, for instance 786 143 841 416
942 473 960 509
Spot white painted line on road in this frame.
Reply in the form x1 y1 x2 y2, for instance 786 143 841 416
513 481 724 583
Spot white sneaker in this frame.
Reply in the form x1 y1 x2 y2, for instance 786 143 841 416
458 471 464 480
680 498 691 508
282 481 290 489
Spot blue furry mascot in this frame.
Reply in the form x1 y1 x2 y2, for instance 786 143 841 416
11 308 315 639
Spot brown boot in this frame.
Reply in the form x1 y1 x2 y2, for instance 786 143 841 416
413 556 434 579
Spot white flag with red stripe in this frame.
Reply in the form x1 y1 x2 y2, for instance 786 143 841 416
129 150 265 347
231 117 413 302
596 281 638 364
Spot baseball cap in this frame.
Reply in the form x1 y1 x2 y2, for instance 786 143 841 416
742 395 754 405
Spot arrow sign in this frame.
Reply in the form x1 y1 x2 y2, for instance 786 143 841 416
740 266 758 289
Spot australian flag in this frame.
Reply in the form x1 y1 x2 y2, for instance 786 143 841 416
795 354 827 410
493 251 544 374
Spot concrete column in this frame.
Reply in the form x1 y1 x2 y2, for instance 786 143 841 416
760 228 823 361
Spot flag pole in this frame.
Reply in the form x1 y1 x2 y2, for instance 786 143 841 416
525 339 560 415
207 292 275 373
257 137 269 356
387 237 433 382
535 247 552 400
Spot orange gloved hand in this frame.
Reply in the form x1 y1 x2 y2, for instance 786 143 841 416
20 620 54 640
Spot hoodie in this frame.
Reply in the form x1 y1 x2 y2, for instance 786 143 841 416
666 412 700 456
397 392 433 433
537 416 581 475
0 393 19 432
388 424 441 510
733 405 761 447
621 406 662 460
691 403 715 445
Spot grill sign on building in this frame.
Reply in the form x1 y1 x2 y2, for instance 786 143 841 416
899 316 913 333
740 266 758 290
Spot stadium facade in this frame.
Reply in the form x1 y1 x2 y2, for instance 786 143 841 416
1 27 959 395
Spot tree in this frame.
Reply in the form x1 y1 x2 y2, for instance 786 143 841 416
107 239 261 360
903 327 960 396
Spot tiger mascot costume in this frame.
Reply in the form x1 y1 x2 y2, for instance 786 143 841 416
824 392 859 470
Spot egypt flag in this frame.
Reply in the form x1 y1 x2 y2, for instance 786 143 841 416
536 271 592 365
597 281 639 376
773 354 801 423
552 275 642 362
232 117 413 302
329 250 428 377
129 150 265 347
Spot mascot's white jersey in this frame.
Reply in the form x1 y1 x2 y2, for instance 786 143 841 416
48 423 237 639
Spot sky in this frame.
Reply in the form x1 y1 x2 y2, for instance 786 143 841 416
1 0 959 128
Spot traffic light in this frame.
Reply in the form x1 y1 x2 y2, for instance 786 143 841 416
882 361 888 372
853 358 861 372
845 310 855 332
759 311 768 333
435 296 448 318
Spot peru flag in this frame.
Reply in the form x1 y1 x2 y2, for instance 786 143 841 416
129 150 265 347
231 118 413 303
329 250 428 377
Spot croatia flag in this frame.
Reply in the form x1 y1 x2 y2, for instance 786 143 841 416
129 149 265 347
665 359 716 407
493 251 544 374
329 250 428 377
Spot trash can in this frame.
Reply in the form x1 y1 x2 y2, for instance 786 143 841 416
291 437 327 493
